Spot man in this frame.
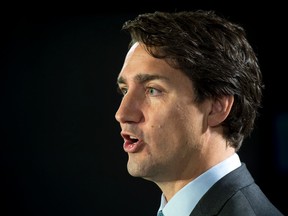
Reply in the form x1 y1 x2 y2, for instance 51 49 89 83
115 10 284 216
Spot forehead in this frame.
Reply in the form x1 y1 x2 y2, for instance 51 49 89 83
118 42 183 82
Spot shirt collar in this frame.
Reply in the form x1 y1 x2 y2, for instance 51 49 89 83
158 153 241 216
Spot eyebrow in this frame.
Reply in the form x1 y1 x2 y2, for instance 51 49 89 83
117 73 169 85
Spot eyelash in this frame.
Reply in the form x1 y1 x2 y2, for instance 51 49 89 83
117 86 162 96
117 87 127 96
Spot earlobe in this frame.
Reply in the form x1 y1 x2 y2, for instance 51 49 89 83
208 95 234 127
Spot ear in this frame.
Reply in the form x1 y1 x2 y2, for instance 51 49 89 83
208 95 234 127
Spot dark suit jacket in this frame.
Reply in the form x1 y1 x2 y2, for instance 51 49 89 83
190 163 284 216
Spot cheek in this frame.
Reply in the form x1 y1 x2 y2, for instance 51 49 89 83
152 104 204 144
148 106 190 142
146 97 203 137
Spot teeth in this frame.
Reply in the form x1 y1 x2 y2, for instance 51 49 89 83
130 136 137 139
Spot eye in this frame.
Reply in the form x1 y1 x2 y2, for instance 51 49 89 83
146 87 162 96
117 86 128 96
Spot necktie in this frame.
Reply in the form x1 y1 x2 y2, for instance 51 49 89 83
157 210 164 216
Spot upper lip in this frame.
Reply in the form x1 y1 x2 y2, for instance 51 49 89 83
120 131 141 142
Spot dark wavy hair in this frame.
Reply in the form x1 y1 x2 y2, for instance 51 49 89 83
121 10 264 151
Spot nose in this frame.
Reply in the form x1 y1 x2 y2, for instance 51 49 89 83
115 91 143 124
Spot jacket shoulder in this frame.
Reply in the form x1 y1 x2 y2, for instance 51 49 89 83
191 163 284 216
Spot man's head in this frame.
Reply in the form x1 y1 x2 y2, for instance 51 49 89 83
121 10 264 150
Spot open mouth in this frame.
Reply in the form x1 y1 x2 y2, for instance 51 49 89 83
121 133 142 153
123 134 139 144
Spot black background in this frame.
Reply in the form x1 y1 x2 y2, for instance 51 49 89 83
1 2 287 215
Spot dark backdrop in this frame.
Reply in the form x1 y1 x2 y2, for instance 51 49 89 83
1 2 287 216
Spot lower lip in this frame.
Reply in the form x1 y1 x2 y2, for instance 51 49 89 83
123 140 143 153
